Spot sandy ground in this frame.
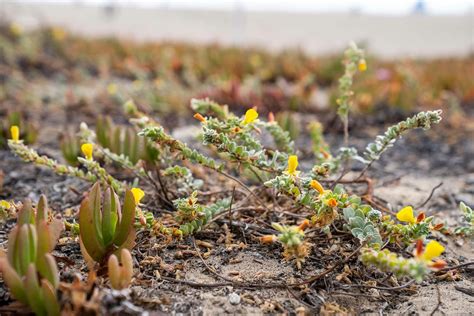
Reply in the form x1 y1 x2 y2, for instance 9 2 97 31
1 2 473 58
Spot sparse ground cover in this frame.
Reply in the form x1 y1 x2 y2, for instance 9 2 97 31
0 25 473 315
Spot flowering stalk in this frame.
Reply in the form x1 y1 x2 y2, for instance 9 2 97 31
8 140 98 183
336 42 366 145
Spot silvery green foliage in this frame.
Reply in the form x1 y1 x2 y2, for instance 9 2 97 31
191 98 229 120
343 205 382 246
362 110 442 164
260 121 295 153
455 202 474 237
201 116 289 173
179 198 231 235
361 248 430 282
163 165 203 193
139 126 224 171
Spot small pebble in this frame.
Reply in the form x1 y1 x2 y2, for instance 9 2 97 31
228 292 241 305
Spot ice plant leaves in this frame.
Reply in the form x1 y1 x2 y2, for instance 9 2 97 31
108 249 134 290
79 182 136 265
0 196 62 316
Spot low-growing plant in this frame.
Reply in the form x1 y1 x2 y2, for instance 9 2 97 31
361 239 446 282
455 202 474 237
0 196 63 316
79 182 137 266
260 220 311 269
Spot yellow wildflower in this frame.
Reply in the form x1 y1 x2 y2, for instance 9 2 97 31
396 206 416 224
10 125 20 142
358 59 367 72
0 200 11 209
284 155 299 176
243 108 258 124
422 240 445 261
81 143 93 160
9 23 22 36
107 83 118 95
51 27 66 41
310 180 325 194
131 188 145 204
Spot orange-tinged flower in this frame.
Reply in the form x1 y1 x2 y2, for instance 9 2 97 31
358 59 367 72
298 219 310 231
260 235 277 244
81 143 93 160
326 198 338 208
396 206 416 224
193 113 206 122
268 112 275 122
432 223 444 231
131 188 145 204
285 155 299 176
310 180 325 194
10 125 19 142
430 259 447 270
415 239 424 257
416 212 426 223
422 240 445 261
243 108 258 124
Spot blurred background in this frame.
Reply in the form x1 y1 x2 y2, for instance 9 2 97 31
1 0 473 58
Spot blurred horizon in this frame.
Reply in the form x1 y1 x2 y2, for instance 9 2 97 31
2 1 473 58
6 0 474 15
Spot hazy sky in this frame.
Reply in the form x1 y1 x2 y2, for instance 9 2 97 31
14 0 474 15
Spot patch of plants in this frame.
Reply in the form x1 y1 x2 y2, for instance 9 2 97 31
1 42 473 315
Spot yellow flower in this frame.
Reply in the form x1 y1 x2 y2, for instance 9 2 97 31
396 206 416 224
107 83 118 95
131 188 145 204
422 240 445 261
51 27 66 41
9 23 22 36
81 143 93 160
243 108 258 124
10 125 20 142
310 180 325 194
285 155 299 176
358 59 367 72
0 200 11 209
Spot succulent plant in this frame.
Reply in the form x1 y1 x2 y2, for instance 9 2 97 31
96 116 158 165
107 248 134 290
60 130 81 166
79 182 136 265
455 202 474 237
343 206 382 246
0 196 63 316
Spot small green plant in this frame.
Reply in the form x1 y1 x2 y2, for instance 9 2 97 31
343 205 382 246
361 240 446 282
79 182 137 265
260 220 310 269
60 130 81 166
0 196 63 316
107 248 134 290
455 202 474 237
175 191 231 235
